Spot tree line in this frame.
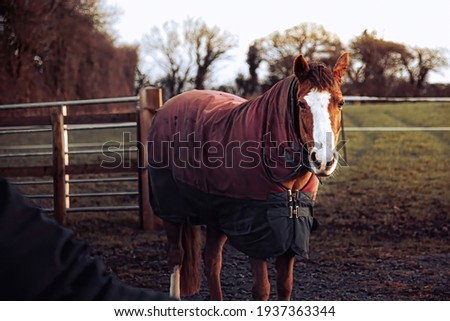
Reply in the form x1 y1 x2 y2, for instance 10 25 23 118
0 0 137 104
1 0 448 104
143 20 449 99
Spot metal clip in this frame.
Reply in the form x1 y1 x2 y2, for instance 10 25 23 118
288 189 300 219
293 206 299 219
288 189 293 218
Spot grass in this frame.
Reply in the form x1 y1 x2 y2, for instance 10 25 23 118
337 102 449 208
343 102 450 127
313 102 449 255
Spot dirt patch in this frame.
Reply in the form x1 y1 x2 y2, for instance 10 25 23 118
4 102 449 300
69 199 449 300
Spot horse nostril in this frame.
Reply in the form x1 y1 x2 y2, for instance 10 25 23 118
326 153 338 167
310 150 321 168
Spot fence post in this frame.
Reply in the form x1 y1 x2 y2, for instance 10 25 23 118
340 110 348 163
62 105 71 210
51 106 67 224
137 87 163 230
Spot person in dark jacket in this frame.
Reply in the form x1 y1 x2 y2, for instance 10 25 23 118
0 176 170 300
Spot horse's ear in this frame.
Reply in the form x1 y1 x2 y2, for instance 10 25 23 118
333 52 349 81
293 55 309 81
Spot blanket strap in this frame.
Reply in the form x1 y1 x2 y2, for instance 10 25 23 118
288 189 299 219
262 152 302 185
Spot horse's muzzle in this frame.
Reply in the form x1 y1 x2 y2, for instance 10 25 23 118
308 148 339 176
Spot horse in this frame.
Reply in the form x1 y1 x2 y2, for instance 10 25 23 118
147 52 349 300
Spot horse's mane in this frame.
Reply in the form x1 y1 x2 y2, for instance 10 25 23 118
306 62 334 90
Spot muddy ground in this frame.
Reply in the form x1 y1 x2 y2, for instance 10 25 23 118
69 197 449 301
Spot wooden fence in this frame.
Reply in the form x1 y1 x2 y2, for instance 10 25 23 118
0 87 162 230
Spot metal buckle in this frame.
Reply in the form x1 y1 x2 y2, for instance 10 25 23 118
288 189 300 219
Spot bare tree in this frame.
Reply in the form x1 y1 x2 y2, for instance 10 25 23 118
349 30 411 96
235 42 263 97
401 47 448 90
258 23 343 83
142 21 193 98
142 18 237 97
184 18 237 89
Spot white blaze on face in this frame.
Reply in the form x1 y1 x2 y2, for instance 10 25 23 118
304 89 337 174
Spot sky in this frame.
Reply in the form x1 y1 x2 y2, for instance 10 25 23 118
104 0 450 84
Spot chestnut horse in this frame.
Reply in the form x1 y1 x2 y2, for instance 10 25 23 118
147 53 349 300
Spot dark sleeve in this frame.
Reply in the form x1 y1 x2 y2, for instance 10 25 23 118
0 177 171 300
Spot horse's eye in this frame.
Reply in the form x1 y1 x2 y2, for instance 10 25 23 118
298 101 307 110
338 101 345 109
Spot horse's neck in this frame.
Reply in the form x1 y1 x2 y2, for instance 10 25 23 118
245 75 295 128
285 170 314 190
258 76 315 191
246 75 294 103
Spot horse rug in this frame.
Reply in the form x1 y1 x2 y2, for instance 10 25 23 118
147 76 319 259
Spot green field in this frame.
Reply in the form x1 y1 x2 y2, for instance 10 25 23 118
315 102 449 250
325 102 449 213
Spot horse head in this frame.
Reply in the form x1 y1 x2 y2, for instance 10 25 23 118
293 52 349 176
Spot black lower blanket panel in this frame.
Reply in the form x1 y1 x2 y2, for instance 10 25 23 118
149 168 315 259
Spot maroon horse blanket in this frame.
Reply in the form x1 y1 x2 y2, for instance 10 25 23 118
148 76 319 259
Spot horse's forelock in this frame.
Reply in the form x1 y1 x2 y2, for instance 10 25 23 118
306 62 334 91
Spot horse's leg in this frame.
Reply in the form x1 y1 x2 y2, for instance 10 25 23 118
164 221 183 299
275 251 295 300
204 226 227 300
250 258 270 300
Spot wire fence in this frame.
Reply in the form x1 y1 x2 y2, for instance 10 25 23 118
0 88 162 229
